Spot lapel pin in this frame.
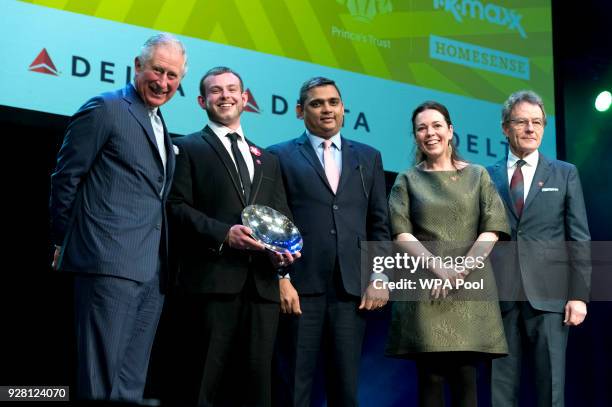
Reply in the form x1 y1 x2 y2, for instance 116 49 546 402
250 146 262 157
256 159 262 165
538 181 544 187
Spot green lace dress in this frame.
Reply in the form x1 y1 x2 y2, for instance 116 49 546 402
385 164 510 359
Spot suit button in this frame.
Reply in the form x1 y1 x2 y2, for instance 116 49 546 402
158 176 164 182
330 229 336 235
333 205 339 210
155 224 161 230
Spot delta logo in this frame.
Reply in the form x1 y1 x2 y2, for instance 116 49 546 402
26 48 371 132
29 48 59 76
27 48 186 97
244 89 260 113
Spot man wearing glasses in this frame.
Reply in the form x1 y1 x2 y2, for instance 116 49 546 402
487 90 591 406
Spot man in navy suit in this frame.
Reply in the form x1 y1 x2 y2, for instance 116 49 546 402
269 77 390 407
49 33 187 402
488 90 591 406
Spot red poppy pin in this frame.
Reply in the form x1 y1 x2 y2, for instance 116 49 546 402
250 146 262 157
538 181 544 187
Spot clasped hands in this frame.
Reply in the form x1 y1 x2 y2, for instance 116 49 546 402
429 266 468 299
226 224 300 268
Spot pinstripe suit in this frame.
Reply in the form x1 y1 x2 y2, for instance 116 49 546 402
50 84 175 401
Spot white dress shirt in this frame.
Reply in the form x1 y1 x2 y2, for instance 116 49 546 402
208 121 254 182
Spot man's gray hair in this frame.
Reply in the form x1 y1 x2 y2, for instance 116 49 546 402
501 90 546 125
137 33 188 76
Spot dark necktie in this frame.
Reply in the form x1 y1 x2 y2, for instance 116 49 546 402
227 132 251 201
510 159 526 217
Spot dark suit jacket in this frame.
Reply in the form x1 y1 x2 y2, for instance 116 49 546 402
268 133 390 297
50 84 175 283
167 126 291 302
487 153 591 312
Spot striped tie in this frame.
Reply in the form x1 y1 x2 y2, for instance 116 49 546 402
510 159 526 217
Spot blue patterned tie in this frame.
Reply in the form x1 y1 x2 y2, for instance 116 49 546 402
510 159 526 217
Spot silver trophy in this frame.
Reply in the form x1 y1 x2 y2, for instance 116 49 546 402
241 205 303 254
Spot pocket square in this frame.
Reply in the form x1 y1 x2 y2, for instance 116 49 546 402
541 187 559 192
172 145 180 155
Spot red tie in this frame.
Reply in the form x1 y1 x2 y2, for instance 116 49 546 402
510 159 526 217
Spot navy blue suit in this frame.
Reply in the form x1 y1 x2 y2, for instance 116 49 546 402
269 133 390 407
488 154 590 406
50 84 175 401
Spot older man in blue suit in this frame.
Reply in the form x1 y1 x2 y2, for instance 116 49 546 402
488 90 591 407
269 77 390 407
49 33 187 402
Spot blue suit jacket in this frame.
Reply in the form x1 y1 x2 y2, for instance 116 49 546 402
50 84 175 283
487 154 591 312
268 133 390 296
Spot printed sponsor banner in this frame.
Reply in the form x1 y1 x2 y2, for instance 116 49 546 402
430 35 530 80
2 1 556 171
19 0 556 111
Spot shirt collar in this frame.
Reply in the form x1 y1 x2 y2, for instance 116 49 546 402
507 149 539 169
208 121 245 141
307 130 342 150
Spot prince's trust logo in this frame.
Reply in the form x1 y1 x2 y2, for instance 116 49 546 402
433 0 527 39
337 0 393 22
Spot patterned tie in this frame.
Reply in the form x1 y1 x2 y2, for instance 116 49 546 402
227 133 251 201
322 139 340 194
510 159 526 217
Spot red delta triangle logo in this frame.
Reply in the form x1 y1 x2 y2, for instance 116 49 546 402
29 48 59 76
244 89 260 113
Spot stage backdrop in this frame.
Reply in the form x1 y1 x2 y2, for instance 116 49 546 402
2 0 556 171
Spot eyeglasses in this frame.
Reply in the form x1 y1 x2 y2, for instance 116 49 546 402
508 118 545 129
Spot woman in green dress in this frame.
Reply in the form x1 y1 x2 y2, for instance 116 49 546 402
385 101 510 406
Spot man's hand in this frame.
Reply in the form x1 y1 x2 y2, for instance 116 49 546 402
226 225 265 251
279 278 301 315
359 282 389 310
564 300 587 326
52 246 61 270
269 250 301 268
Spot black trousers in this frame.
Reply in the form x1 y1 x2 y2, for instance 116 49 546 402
172 275 279 407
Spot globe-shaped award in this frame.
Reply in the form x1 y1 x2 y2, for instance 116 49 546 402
241 205 303 254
